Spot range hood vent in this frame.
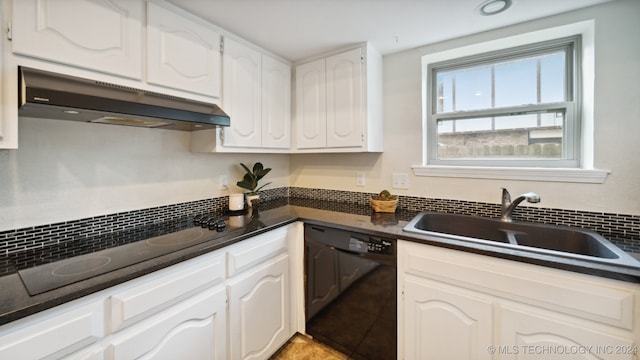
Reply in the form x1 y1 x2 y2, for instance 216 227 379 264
18 66 230 131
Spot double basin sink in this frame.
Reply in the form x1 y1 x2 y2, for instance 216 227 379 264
403 212 640 268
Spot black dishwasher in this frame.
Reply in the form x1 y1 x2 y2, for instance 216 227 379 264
304 224 396 359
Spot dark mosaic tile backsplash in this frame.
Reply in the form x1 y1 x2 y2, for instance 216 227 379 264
1 186 639 255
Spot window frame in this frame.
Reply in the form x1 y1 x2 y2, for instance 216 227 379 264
415 20 609 183
425 36 581 168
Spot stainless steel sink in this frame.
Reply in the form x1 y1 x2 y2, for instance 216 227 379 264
403 212 638 264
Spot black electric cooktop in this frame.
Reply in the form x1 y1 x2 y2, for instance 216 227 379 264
8 213 246 296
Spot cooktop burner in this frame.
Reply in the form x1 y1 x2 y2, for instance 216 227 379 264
10 213 246 296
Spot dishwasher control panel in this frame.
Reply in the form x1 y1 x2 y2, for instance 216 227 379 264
349 235 394 255
367 236 394 255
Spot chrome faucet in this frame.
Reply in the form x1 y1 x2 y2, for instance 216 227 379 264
500 188 541 222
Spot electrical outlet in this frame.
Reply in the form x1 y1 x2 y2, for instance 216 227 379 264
218 174 229 190
356 172 366 187
392 173 410 189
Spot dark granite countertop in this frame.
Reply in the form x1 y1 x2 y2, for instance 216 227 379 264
1 198 639 326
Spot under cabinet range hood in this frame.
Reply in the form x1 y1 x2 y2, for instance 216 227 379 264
18 66 230 131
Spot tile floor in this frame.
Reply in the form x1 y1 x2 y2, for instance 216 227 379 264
270 333 348 360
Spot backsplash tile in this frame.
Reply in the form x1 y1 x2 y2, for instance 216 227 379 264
289 187 640 253
1 186 639 256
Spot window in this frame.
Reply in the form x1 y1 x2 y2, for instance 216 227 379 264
426 36 580 168
416 21 609 183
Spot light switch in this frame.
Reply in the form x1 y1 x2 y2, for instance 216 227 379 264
356 172 366 187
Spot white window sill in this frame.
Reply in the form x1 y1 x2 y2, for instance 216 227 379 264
412 166 610 183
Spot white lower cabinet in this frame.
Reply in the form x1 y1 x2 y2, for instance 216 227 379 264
403 276 493 360
0 223 301 360
226 226 296 360
107 285 227 360
498 305 636 360
0 299 104 359
398 241 640 360
228 253 291 360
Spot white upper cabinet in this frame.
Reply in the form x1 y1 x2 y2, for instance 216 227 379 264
294 44 383 153
262 54 291 149
325 48 363 148
295 58 326 149
0 1 17 149
147 1 222 99
222 37 263 148
11 0 144 79
191 38 291 153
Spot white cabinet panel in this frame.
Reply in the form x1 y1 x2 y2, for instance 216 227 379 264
147 1 221 98
226 227 288 277
0 1 17 149
295 58 326 149
262 54 291 149
110 251 225 332
400 241 636 330
0 225 300 359
403 275 493 360
108 285 227 360
294 44 382 153
499 305 637 360
326 47 363 148
222 37 262 148
12 0 143 79
228 253 291 360
398 241 640 360
0 300 104 359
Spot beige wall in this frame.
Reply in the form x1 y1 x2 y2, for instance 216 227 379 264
0 117 290 231
290 0 640 215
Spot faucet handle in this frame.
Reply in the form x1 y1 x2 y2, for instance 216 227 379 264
501 188 511 203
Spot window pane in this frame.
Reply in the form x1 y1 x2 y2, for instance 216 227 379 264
540 52 566 103
454 66 492 111
436 72 454 113
436 112 564 160
494 58 537 107
435 49 567 114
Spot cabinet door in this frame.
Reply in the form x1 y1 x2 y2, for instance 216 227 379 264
326 47 363 148
147 1 222 98
222 38 262 147
110 250 225 332
108 285 227 360
0 300 104 359
0 1 16 149
262 55 291 149
499 305 637 360
228 253 292 360
295 58 326 149
12 0 143 79
403 276 493 360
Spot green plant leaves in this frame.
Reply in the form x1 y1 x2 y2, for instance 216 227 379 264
252 162 271 181
236 162 272 194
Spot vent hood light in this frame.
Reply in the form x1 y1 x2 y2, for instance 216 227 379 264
91 117 172 128
18 66 230 131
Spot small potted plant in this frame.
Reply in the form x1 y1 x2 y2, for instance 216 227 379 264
236 162 272 207
371 189 398 213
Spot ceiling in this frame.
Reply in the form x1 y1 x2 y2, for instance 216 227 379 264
167 0 614 62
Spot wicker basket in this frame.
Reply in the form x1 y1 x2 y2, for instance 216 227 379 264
370 197 398 213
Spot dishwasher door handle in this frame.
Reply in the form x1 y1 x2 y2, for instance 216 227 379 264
330 245 367 258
